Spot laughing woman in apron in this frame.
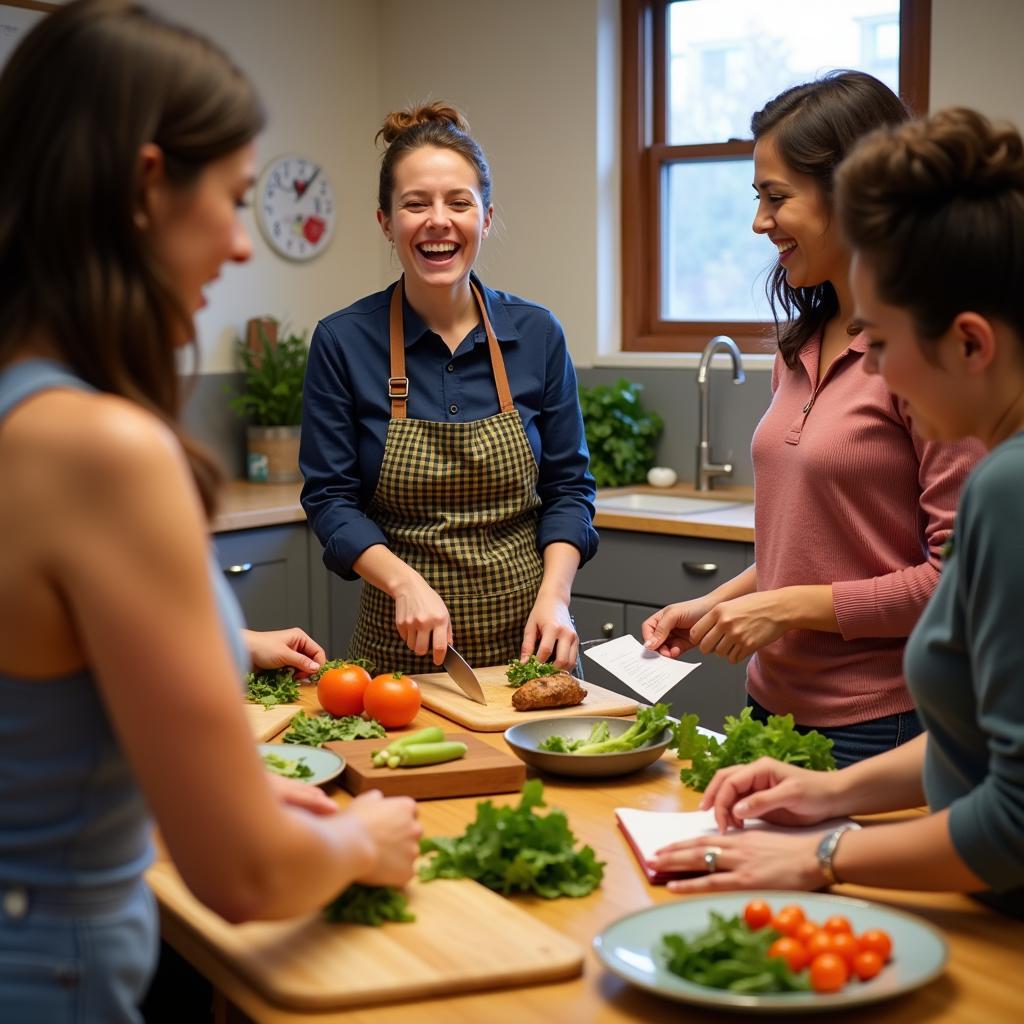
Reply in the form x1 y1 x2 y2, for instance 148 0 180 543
301 103 598 674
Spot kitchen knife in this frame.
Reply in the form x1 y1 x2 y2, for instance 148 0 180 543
443 646 488 705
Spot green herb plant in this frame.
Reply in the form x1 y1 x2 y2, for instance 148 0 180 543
261 752 313 780
578 377 663 487
661 912 809 993
418 779 604 899
309 656 374 682
506 655 560 688
283 710 386 747
672 707 835 792
539 704 671 754
245 669 300 708
322 884 415 926
228 322 309 427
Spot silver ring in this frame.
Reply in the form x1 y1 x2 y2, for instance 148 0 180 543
703 846 723 873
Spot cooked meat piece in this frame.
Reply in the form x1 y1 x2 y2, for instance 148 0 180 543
512 673 587 711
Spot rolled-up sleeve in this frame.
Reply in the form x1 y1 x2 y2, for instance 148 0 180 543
534 313 598 565
299 320 387 579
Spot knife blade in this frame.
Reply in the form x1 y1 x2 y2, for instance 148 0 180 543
443 646 488 705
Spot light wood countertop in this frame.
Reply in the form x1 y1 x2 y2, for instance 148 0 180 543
212 481 755 542
154 690 1022 1023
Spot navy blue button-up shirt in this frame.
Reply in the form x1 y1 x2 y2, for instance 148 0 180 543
300 277 598 580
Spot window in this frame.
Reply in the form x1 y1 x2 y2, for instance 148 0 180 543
621 0 931 352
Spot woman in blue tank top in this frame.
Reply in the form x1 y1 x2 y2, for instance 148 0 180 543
0 3 421 1021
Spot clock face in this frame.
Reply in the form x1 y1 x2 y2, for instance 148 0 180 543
256 154 336 262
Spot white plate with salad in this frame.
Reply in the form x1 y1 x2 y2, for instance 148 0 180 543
258 743 345 786
593 890 947 1013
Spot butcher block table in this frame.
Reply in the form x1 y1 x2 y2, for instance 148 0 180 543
152 689 1023 1023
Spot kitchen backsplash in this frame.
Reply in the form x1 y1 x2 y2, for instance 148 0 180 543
183 365 773 488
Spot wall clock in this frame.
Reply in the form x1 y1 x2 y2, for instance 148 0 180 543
255 154 335 262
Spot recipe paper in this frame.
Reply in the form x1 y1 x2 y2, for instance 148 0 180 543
583 634 699 702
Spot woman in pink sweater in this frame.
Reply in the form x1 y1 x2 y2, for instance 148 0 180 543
643 72 982 767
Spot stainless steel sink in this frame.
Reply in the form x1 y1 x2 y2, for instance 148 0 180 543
594 493 741 516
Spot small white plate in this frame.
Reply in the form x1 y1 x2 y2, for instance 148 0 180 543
258 743 345 786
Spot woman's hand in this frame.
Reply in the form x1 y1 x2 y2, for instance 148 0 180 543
244 628 325 679
700 757 846 832
392 576 452 665
264 771 338 815
521 592 578 670
642 598 715 657
346 790 422 888
689 590 795 663
651 828 826 895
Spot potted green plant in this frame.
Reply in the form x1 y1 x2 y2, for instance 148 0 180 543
578 378 663 487
229 318 309 483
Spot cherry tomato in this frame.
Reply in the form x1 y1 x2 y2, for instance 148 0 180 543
767 936 808 972
852 949 885 981
822 914 854 935
362 671 422 728
317 663 372 717
804 930 836 960
771 907 805 937
744 899 773 930
857 928 893 963
809 952 850 993
794 920 821 945
829 931 860 968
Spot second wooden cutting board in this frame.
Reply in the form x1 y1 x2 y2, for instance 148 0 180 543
413 664 638 731
147 861 583 1011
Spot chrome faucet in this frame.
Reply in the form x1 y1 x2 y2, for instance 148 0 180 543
695 335 745 491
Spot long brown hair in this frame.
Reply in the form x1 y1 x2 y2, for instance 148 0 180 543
376 101 491 214
751 71 908 368
837 107 1024 353
0 0 265 516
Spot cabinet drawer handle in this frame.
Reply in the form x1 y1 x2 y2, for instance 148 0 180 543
682 561 718 576
601 622 616 638
224 562 253 576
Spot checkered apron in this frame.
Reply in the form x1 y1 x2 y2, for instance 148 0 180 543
348 279 544 674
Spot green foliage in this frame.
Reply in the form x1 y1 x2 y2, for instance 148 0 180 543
228 322 308 426
261 751 313 780
578 378 663 487
282 711 386 747
418 780 605 899
539 704 671 755
505 655 560 688
661 912 809 993
245 669 300 708
323 884 415 926
672 707 836 792
308 657 374 682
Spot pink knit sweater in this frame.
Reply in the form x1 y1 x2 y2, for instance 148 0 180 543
746 332 983 727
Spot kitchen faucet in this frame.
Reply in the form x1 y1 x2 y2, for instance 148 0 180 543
695 335 745 491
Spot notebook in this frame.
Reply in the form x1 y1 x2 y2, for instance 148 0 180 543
615 807 858 885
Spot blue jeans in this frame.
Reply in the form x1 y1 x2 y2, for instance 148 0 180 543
746 696 923 769
0 877 157 1023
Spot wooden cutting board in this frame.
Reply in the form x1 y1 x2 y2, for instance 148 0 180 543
244 703 303 742
147 861 583 1011
325 731 525 799
413 664 638 731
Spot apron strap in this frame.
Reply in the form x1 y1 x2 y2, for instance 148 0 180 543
387 277 516 419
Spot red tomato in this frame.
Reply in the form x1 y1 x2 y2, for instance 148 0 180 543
809 952 850 993
822 914 854 935
744 899 773 930
317 663 372 717
767 936 808 972
804 930 836 960
362 672 422 728
794 920 821 945
829 931 860 968
852 949 885 982
771 907 805 938
857 928 893 963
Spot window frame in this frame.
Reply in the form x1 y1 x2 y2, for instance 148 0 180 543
620 0 932 353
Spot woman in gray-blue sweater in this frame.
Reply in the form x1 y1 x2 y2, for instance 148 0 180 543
646 106 1024 919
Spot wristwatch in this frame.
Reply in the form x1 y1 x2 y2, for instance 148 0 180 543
816 825 856 886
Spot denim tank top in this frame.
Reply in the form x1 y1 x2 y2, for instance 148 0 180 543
0 360 248 888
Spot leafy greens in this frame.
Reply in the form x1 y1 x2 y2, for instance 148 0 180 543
671 707 835 792
506 655 561 688
322 884 415 926
538 703 671 755
283 711 385 747
245 669 300 708
418 779 604 899
261 751 313 780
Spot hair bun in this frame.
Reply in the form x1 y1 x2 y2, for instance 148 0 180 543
377 101 469 146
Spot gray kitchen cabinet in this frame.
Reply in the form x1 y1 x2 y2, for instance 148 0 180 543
308 538 363 661
213 524 310 633
572 529 754 731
